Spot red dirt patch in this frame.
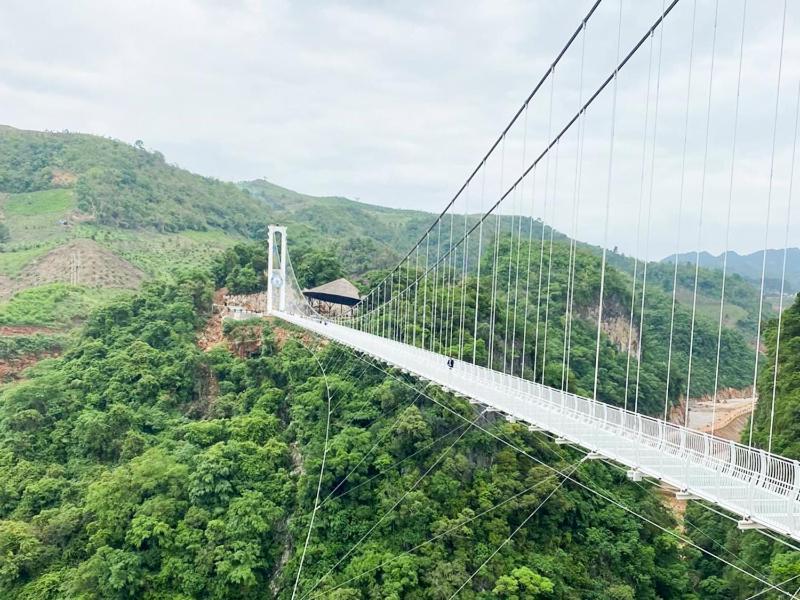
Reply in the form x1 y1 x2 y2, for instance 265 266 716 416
51 169 77 187
270 321 319 350
0 325 61 336
0 352 59 382
198 288 227 351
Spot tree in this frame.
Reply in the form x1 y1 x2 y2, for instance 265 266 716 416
492 567 554 599
0 521 48 590
296 250 344 288
226 265 260 294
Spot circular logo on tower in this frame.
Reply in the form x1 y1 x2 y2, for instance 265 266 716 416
270 272 284 289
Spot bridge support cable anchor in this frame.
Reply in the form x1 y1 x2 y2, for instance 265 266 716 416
738 517 767 532
585 451 604 460
676 490 701 501
626 469 644 482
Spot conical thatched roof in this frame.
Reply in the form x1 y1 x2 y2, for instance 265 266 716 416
303 278 361 306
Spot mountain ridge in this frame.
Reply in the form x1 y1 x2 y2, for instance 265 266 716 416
662 248 800 294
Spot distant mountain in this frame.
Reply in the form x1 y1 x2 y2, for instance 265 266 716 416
661 249 800 294
240 179 435 273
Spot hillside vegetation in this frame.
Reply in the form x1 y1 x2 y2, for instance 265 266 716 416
0 126 773 349
241 179 434 274
679 294 800 600
0 128 258 335
0 126 264 234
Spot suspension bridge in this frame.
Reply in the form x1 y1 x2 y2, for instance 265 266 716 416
266 0 800 586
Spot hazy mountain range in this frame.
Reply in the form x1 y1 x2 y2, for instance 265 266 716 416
663 249 800 295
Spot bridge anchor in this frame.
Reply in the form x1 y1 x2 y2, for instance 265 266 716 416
737 518 766 532
626 469 643 482
676 490 700 501
585 451 604 460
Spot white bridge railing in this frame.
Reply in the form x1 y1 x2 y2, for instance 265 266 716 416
275 311 800 542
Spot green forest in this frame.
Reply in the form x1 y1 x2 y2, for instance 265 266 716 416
0 128 264 235
677 294 800 600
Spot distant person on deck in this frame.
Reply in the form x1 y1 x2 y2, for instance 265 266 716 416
447 357 454 370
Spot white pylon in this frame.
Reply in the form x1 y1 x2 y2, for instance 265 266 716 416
267 225 287 314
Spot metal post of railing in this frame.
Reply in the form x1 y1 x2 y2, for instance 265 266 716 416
793 461 800 532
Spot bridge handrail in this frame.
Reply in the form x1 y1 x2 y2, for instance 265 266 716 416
445 353 799 499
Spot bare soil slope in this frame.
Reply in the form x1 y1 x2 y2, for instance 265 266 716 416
8 239 145 296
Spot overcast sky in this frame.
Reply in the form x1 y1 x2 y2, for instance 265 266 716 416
2 0 800 259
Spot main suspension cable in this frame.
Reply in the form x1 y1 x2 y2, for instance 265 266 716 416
340 0 684 351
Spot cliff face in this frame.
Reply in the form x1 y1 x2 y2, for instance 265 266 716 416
580 300 640 358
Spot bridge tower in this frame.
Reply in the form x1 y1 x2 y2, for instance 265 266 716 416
267 225 287 314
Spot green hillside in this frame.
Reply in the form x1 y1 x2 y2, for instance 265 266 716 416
0 126 264 234
0 126 769 384
0 128 260 334
0 125 792 598
683 294 800 599
0 129 439 331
